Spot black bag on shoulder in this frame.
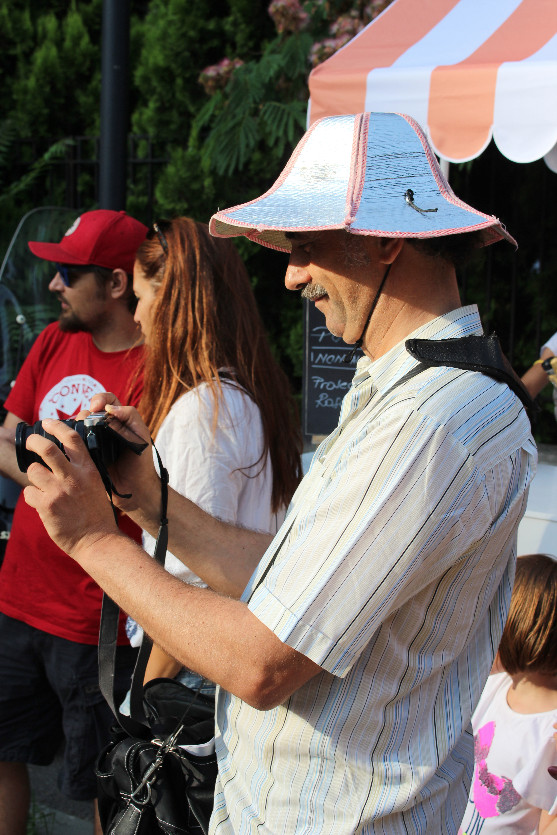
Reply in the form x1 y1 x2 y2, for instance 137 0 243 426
94 450 218 835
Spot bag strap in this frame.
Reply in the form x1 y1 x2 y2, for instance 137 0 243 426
404 333 535 417
98 437 295 740
98 441 170 739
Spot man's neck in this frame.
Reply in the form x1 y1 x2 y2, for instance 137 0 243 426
362 245 462 360
90 312 142 353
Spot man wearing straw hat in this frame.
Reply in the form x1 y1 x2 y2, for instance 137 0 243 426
23 113 535 833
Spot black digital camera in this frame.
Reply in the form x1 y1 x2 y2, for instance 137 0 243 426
15 411 148 474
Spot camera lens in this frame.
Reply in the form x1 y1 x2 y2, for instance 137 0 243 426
15 420 67 473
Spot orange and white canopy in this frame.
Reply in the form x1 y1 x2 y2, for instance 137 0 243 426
308 0 557 171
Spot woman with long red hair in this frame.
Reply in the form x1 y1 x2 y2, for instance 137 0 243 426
126 217 302 688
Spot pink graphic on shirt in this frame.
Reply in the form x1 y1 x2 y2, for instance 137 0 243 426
472 721 521 819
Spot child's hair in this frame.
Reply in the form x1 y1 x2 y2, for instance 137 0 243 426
498 554 557 677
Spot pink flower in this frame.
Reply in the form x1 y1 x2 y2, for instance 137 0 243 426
309 35 352 67
363 0 392 20
268 0 309 34
329 13 364 39
199 57 244 95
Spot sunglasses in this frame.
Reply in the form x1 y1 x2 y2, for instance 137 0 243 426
54 263 95 287
148 220 170 255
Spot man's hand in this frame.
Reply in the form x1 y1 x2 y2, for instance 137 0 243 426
23 419 120 559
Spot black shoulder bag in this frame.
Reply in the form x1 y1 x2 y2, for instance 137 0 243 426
95 446 217 835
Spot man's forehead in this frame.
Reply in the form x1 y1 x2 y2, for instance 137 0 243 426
284 231 322 242
285 229 363 250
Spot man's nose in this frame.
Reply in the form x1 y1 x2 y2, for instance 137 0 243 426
49 272 64 292
285 262 311 292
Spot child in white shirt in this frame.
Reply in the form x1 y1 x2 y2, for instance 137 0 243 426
459 554 557 834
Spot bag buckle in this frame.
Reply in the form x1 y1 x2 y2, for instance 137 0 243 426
130 755 162 805
129 726 186 805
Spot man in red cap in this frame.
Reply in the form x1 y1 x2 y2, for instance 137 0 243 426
0 209 147 835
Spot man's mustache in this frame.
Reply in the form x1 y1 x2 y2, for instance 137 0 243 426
301 284 327 301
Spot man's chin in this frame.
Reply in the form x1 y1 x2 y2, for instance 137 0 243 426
322 315 345 341
58 314 87 333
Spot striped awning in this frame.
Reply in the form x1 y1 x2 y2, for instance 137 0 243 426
308 0 557 171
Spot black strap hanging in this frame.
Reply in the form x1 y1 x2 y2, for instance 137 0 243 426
98 439 171 738
405 333 535 418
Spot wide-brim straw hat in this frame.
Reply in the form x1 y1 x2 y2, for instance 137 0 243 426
209 112 516 252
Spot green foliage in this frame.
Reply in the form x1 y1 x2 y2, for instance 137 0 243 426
0 133 72 206
132 0 243 141
2 0 557 444
0 121 18 184
10 2 102 138
193 34 311 179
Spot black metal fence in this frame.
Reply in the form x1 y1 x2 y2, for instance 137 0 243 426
10 134 169 221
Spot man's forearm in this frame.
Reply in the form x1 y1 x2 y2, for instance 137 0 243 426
21 421 321 708
129 486 274 599
73 531 319 709
0 425 29 488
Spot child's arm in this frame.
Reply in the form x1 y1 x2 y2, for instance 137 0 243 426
144 643 182 683
540 723 557 833
539 811 557 833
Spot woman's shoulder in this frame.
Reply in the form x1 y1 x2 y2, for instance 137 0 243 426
159 378 260 438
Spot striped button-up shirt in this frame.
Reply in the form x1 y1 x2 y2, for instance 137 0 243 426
211 306 536 835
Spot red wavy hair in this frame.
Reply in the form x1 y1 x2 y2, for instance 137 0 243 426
135 217 302 512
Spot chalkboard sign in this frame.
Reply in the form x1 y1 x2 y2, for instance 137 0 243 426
303 300 358 438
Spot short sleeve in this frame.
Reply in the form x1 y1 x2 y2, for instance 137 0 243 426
513 717 557 815
541 331 557 356
246 406 502 676
157 383 261 523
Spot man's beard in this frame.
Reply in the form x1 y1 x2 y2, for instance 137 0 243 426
301 283 327 301
57 309 91 333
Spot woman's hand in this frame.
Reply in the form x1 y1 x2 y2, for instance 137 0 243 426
81 392 160 518
98 403 157 516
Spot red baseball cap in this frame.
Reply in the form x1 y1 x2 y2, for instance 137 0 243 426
28 210 148 275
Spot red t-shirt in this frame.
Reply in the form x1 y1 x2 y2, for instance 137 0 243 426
1 322 144 644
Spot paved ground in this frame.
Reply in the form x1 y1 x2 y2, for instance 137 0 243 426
28 757 93 834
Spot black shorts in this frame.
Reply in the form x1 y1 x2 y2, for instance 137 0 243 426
0 613 137 800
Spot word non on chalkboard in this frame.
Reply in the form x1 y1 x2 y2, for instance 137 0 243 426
303 299 358 438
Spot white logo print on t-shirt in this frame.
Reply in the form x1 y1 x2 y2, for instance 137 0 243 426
38 374 106 420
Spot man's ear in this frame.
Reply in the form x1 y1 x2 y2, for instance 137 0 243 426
376 237 404 265
360 236 404 266
109 268 129 300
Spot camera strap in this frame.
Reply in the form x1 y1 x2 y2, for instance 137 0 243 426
98 439 170 736
128 441 169 720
